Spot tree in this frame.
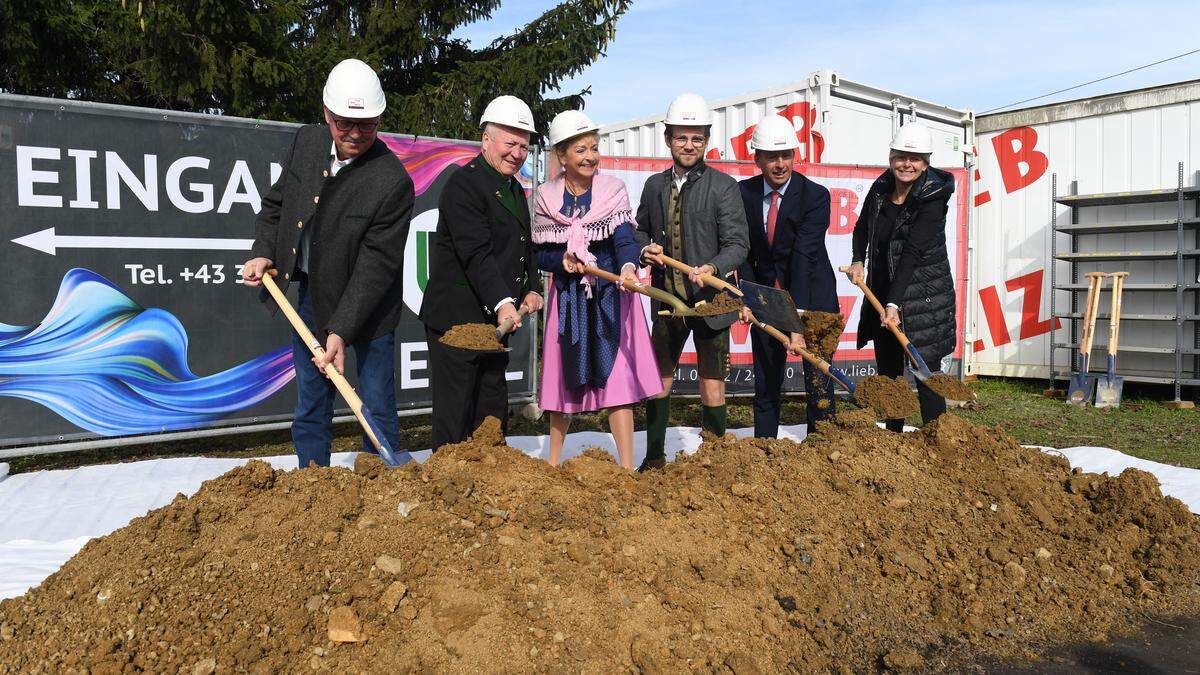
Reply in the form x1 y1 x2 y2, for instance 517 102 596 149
0 0 631 138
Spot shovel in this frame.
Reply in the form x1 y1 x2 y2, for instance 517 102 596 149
262 270 405 467
658 253 744 298
1095 272 1128 408
581 265 733 318
839 266 933 383
738 279 804 333
744 309 856 395
1068 272 1105 405
442 305 530 355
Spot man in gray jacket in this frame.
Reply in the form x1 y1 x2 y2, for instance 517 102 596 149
634 92 749 471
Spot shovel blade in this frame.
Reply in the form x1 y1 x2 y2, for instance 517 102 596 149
360 403 407 467
903 343 934 381
1066 374 1097 405
828 367 856 395
1094 376 1124 409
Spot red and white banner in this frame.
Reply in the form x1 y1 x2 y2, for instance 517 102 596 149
595 157 969 392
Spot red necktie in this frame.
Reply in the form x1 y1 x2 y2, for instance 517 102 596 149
766 190 780 247
767 190 781 289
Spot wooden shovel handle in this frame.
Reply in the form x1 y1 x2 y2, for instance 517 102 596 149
497 304 532 336
659 254 744 297
582 264 642 293
1107 272 1129 356
837 265 908 346
1080 272 1105 356
262 270 382 451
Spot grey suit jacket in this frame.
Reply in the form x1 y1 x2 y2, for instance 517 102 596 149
634 163 750 329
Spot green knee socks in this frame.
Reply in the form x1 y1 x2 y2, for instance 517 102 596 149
701 404 727 437
645 396 670 460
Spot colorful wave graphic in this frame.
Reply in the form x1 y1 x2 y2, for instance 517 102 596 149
0 269 293 436
380 135 479 195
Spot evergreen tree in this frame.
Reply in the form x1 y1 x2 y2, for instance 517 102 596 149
0 0 631 138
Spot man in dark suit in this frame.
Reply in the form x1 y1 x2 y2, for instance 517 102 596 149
419 95 543 450
242 59 414 468
634 92 750 471
736 114 840 437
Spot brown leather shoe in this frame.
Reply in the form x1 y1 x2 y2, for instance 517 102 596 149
637 456 666 472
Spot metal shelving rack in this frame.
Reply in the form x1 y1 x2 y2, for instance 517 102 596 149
1048 163 1200 404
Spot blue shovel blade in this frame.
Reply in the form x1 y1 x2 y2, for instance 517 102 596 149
360 404 406 467
829 367 856 395
904 343 934 380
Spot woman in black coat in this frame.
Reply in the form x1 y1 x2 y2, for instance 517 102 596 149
844 122 955 431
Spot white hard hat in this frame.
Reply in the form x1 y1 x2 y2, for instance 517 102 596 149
750 114 799 152
480 95 536 133
547 110 599 147
890 122 933 154
665 92 712 127
322 59 386 118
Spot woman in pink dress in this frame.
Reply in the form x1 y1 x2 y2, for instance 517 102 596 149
532 111 663 470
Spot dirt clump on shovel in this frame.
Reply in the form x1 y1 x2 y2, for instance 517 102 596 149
692 292 743 316
925 374 976 401
802 310 846 362
4 414 1200 673
439 323 502 351
854 375 920 419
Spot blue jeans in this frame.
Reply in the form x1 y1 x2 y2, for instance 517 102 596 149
291 277 404 467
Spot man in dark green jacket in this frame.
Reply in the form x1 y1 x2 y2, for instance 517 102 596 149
420 95 543 450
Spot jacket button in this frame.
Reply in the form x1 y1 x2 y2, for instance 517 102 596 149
926 297 932 302
313 196 319 204
323 170 329 178
284 272 290 280
520 256 525 262
297 221 303 228
291 248 296 255
520 236 526 242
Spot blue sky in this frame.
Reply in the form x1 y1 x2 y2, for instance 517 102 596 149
453 0 1200 126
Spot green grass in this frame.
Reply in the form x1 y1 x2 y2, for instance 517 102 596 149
7 377 1198 474
955 378 1200 467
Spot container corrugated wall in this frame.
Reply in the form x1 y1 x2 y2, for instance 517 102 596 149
970 80 1200 382
599 69 974 170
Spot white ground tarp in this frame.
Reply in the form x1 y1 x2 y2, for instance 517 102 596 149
2 424 1198 600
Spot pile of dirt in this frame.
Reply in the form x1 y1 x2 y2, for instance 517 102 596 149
802 311 846 363
854 375 920 419
926 374 977 402
692 293 743 317
4 413 1200 673
439 323 502 351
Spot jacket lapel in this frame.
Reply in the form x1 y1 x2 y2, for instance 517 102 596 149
658 169 672 235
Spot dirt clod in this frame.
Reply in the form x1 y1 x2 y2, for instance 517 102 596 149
3 415 1200 672
925 374 976 401
802 310 846 363
692 292 743 316
854 376 920 419
439 323 502 351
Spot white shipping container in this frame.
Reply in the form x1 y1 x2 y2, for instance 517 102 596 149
970 79 1200 393
599 69 975 170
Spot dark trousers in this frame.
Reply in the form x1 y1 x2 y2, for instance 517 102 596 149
873 330 946 432
425 325 509 450
750 327 836 438
291 277 401 468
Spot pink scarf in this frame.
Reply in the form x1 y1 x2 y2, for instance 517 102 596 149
532 172 634 297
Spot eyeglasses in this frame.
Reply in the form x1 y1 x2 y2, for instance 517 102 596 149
332 118 380 132
671 135 708 147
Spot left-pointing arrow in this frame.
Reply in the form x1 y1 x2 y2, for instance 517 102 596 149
11 228 254 256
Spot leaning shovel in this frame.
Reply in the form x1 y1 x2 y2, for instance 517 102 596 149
262 270 405 467
1095 272 1128 409
1068 272 1105 405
